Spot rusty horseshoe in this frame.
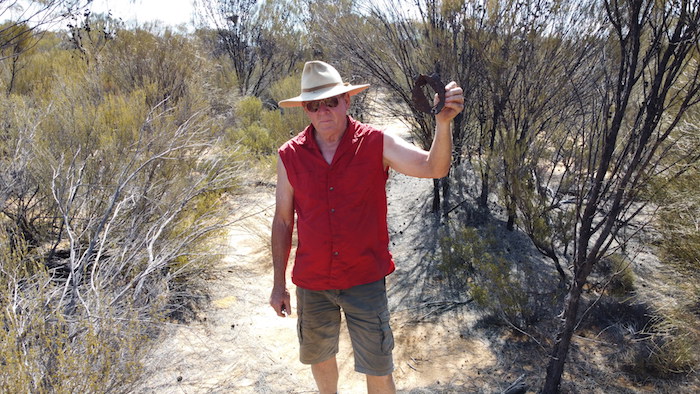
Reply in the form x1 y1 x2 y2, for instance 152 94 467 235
411 73 446 115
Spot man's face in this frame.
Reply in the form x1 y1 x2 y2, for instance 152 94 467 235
302 93 350 135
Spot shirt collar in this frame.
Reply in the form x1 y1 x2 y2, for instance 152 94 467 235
299 115 359 147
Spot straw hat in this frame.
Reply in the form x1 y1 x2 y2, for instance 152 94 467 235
278 61 370 108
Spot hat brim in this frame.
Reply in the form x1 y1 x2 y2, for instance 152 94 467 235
278 84 370 108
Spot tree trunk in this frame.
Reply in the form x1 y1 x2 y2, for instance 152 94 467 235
453 112 463 165
506 210 515 231
543 273 586 393
532 238 567 282
478 170 489 209
504 174 516 231
8 56 19 95
479 123 498 210
542 255 593 394
432 178 440 213
441 176 450 218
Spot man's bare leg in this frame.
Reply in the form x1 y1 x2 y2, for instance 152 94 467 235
311 356 339 394
366 374 396 394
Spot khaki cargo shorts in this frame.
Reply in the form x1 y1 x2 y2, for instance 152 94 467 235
295 279 394 376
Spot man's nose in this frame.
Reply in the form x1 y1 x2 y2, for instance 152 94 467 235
317 102 332 112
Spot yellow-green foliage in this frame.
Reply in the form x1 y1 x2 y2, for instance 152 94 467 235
0 23 241 392
0 230 151 393
657 170 700 272
230 96 276 156
230 94 300 160
628 307 700 378
651 167 700 376
439 226 530 325
269 74 310 134
99 28 210 114
0 31 75 96
596 254 636 296
0 22 37 95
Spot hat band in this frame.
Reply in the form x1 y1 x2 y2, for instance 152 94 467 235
302 82 347 93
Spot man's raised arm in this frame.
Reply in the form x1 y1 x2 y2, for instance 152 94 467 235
383 81 464 178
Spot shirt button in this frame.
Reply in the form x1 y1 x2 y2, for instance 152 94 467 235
333 252 339 256
329 186 334 191
330 208 335 213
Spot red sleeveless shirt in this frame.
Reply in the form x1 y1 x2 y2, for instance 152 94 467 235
278 117 395 290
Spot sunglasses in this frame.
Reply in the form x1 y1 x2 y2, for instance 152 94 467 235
303 96 341 112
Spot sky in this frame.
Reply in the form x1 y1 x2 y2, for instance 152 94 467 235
89 0 197 28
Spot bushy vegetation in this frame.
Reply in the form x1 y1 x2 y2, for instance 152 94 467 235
657 168 700 274
0 9 302 391
652 162 700 378
592 254 636 297
0 234 149 392
439 226 530 327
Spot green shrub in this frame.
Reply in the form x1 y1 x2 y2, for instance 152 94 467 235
0 229 153 393
655 168 700 273
230 96 285 157
0 25 241 392
625 311 700 378
268 74 310 134
230 92 307 174
595 254 636 296
648 167 700 377
439 226 530 326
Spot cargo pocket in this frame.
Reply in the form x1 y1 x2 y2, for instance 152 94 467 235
297 309 304 345
378 310 394 354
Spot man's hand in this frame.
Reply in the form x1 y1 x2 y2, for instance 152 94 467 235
270 286 291 317
435 81 464 124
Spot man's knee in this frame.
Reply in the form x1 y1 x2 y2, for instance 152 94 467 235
366 373 396 394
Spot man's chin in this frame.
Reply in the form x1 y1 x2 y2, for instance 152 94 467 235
315 121 340 132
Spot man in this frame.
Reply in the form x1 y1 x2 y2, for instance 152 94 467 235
269 60 464 393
